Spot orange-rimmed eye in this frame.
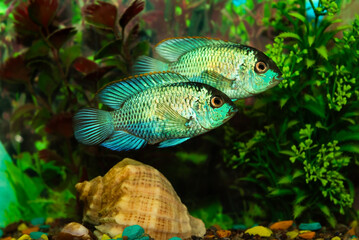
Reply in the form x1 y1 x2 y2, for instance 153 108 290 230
255 61 268 73
210 95 224 108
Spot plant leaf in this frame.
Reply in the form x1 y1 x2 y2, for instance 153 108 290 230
72 57 98 74
28 0 59 28
288 12 306 23
0 55 31 83
84 1 117 29
48 27 77 49
277 32 301 41
315 45 328 60
340 144 359 154
293 205 307 219
45 113 73 138
120 0 145 29
94 39 122 60
306 58 315 68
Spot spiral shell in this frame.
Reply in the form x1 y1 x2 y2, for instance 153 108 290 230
75 158 205 240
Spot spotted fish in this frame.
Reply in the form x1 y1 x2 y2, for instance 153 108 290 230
133 37 283 99
73 72 238 151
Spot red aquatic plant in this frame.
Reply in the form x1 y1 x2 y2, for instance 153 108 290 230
84 1 118 30
27 0 59 28
0 55 30 83
45 113 74 138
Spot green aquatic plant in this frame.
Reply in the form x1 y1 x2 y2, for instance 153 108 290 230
0 0 149 222
224 0 359 226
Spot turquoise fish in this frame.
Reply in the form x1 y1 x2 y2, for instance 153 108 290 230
73 72 238 151
133 37 283 99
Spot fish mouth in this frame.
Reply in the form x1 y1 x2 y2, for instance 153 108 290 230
269 76 284 86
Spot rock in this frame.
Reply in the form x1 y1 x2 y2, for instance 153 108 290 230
55 222 93 240
30 218 45 226
29 232 47 239
216 230 231 238
232 224 247 230
17 235 31 240
331 237 341 240
39 225 50 230
17 223 28 232
286 230 299 239
245 226 273 237
168 238 182 240
298 231 316 239
270 220 293 230
299 222 322 231
22 227 39 235
101 234 111 240
122 225 145 240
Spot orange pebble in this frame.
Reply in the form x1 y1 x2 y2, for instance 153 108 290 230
21 226 39 235
216 230 231 238
1 237 12 240
299 231 316 239
270 220 294 230
347 227 355 236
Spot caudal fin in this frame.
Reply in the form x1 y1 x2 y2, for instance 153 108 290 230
73 108 114 145
132 56 169 74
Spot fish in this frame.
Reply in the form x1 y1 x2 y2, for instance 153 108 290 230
132 37 283 99
73 72 238 151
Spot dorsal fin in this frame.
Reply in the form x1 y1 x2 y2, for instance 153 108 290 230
97 71 189 110
155 37 230 62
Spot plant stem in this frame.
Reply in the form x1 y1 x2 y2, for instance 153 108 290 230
27 82 53 113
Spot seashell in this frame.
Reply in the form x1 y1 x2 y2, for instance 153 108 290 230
54 222 94 240
75 158 206 240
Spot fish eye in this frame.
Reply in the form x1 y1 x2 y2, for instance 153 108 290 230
210 95 224 108
255 61 268 73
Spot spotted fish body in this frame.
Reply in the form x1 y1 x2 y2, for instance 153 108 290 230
74 72 237 151
133 37 283 99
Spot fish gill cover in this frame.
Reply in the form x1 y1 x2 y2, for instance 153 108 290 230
0 0 358 230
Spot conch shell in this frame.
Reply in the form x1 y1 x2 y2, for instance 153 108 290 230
75 158 205 240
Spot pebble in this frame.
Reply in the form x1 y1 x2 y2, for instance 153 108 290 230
331 237 341 240
45 218 54 225
17 235 31 240
17 223 28 232
31 218 45 226
113 234 122 239
299 222 322 231
299 231 316 239
101 234 111 240
22 227 40 235
168 238 182 240
216 230 231 238
30 232 48 239
122 225 145 239
39 225 50 230
0 229 3 238
0 237 13 240
270 220 293 230
286 230 299 239
232 224 247 230
245 226 273 237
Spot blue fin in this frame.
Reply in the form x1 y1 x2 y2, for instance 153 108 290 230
158 137 191 148
132 56 169 74
100 131 147 151
97 72 189 109
74 108 114 145
155 37 229 62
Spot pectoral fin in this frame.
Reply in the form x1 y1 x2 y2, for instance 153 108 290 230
158 137 191 148
156 104 193 130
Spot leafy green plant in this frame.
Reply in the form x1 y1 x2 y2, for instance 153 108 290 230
0 0 149 222
224 0 359 226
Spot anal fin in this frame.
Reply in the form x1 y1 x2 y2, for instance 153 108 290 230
158 137 191 148
100 131 147 151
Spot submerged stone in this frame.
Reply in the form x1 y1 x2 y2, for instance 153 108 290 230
299 231 316 239
232 224 247 230
17 223 28 231
168 238 182 240
29 232 48 239
287 230 299 239
299 222 322 231
31 218 45 226
22 227 40 235
245 226 273 237
270 220 293 230
122 225 145 240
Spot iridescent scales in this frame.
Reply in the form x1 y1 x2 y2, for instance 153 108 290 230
133 37 283 99
73 72 238 151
